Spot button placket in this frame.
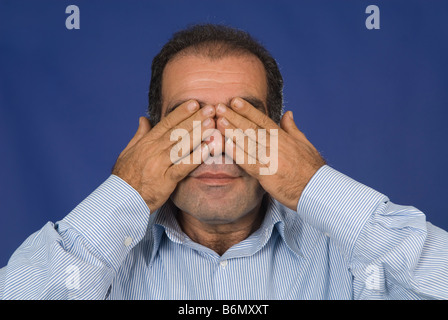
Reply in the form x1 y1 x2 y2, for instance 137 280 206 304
214 258 230 299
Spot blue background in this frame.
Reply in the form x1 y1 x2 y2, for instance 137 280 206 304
1 0 447 266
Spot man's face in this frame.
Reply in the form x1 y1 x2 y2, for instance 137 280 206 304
161 53 268 224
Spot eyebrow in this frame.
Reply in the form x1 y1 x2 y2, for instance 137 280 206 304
164 96 267 117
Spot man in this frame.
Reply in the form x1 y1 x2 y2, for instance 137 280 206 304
1 24 447 299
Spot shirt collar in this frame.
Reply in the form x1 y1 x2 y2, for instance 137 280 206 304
145 195 304 265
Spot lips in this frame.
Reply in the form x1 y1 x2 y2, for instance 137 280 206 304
194 172 239 179
192 173 239 186
189 164 242 185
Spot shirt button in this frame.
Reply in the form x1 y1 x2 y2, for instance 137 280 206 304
220 260 228 268
124 236 133 247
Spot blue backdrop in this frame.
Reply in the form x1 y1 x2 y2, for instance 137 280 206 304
1 0 447 266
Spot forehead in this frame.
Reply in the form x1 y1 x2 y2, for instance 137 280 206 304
161 53 268 115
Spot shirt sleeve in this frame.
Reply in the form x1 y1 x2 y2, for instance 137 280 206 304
296 165 448 300
0 175 150 300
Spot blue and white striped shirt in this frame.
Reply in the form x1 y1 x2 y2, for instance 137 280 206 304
1 165 447 299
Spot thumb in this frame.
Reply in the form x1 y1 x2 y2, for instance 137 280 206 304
280 111 305 140
135 116 152 139
123 117 152 153
280 111 311 142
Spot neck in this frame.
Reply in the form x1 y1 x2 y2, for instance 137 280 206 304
176 201 266 256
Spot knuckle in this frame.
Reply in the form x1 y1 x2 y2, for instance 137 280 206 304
161 117 174 131
258 114 271 127
168 166 185 181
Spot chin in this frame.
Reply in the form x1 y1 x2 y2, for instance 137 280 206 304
170 177 265 224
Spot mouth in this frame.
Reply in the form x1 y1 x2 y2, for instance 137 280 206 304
192 172 240 186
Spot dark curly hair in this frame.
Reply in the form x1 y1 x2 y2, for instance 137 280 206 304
147 24 284 125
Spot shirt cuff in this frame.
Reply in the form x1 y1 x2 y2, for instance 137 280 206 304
296 165 388 261
59 175 151 272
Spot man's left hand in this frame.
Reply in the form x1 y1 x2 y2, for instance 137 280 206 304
215 98 326 211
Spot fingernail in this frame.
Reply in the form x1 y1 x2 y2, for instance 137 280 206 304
289 111 294 120
188 101 199 112
216 104 227 114
202 105 214 116
233 98 243 109
202 118 212 126
220 117 229 126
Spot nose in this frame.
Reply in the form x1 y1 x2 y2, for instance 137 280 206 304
204 128 226 157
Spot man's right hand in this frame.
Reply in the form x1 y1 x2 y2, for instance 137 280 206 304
112 100 216 212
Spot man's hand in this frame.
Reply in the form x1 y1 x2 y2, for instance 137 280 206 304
215 98 326 211
112 100 215 212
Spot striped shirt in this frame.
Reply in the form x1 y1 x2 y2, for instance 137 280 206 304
1 165 447 299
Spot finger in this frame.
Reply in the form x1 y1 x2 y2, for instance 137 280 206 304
166 142 210 182
216 103 259 132
151 103 216 166
223 137 265 178
160 104 215 148
280 111 307 141
167 118 215 165
121 116 152 154
216 99 281 148
220 116 279 177
161 105 216 165
228 97 278 131
215 103 264 147
217 110 281 152
225 135 279 177
149 100 200 139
